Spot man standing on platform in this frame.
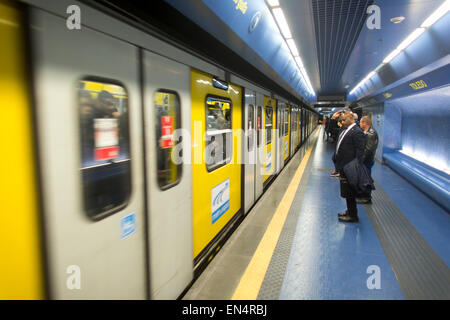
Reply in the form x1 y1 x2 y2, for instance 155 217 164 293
357 116 379 204
332 111 365 222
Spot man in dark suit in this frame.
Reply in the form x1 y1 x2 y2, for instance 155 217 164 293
332 111 365 222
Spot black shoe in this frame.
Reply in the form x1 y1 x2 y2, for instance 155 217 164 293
330 171 340 177
356 198 372 204
337 211 348 217
338 214 359 223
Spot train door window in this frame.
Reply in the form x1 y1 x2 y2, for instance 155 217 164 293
78 79 131 220
247 104 254 151
257 106 262 148
295 111 298 131
205 95 232 171
154 90 182 189
278 108 283 137
284 109 289 136
291 110 296 132
265 106 273 145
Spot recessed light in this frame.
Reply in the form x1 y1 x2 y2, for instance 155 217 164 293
390 16 405 24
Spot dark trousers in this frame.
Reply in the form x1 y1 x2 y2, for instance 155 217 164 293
340 173 358 218
346 197 357 218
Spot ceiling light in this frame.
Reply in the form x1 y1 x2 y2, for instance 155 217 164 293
267 0 280 7
398 28 425 50
390 16 405 24
421 0 450 27
365 71 376 80
272 8 292 38
374 63 385 72
286 39 299 56
383 48 401 63
295 56 304 68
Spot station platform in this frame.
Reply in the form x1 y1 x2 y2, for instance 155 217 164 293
183 127 450 300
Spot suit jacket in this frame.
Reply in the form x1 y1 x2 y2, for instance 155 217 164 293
343 158 375 196
332 124 365 172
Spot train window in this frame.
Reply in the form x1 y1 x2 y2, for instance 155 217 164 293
205 95 232 171
154 90 182 189
248 104 254 152
257 106 262 148
78 79 131 220
291 110 296 132
278 108 283 137
284 109 289 136
265 106 273 145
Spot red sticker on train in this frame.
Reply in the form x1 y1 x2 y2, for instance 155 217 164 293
94 118 120 161
161 116 174 149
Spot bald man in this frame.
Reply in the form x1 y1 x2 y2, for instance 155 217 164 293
332 111 365 222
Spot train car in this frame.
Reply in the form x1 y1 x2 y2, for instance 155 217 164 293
0 0 318 300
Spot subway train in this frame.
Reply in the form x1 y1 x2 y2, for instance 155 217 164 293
0 0 318 299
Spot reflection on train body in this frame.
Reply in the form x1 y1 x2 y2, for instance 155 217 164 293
0 1 318 299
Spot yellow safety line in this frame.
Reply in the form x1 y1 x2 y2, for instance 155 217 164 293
232 145 313 300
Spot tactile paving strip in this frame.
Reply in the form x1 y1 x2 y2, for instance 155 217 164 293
257 139 317 300
365 181 450 300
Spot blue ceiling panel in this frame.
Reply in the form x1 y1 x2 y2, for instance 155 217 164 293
356 54 450 107
343 0 446 98
311 0 374 95
349 11 450 101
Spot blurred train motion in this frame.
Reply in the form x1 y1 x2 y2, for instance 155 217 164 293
0 0 318 299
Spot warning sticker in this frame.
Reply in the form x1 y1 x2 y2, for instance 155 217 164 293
94 118 119 161
161 116 174 149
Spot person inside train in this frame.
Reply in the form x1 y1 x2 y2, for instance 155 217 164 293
224 108 231 127
356 115 379 204
332 111 365 223
79 90 95 118
79 90 96 163
95 90 120 119
79 88 126 164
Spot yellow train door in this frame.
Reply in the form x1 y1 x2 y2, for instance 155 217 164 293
0 1 44 299
191 69 242 261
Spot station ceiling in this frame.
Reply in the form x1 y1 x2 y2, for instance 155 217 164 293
281 0 445 98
